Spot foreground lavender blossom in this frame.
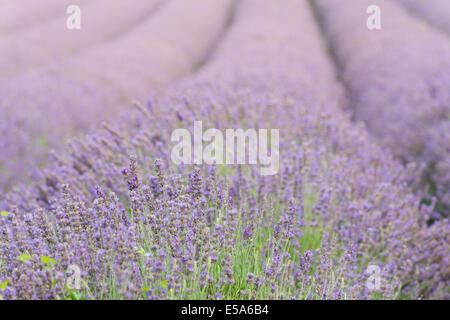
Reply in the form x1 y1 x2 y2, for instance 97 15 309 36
314 0 450 214
0 0 235 191
0 0 163 80
396 0 450 36
0 0 83 34
1 0 447 300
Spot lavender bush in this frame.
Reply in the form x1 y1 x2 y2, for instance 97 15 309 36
0 0 447 300
314 0 450 214
0 0 235 191
0 0 163 80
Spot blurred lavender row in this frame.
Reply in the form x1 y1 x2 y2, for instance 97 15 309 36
1 0 447 299
0 0 89 34
314 0 450 214
0 0 235 191
396 0 450 207
0 0 163 80
396 0 450 36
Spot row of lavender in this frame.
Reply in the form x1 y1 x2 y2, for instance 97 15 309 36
0 0 447 299
0 0 163 80
314 0 450 215
0 0 235 191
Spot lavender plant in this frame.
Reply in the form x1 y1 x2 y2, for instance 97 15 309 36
1 0 447 300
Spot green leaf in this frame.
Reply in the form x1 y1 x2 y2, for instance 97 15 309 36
160 280 168 288
17 253 31 262
38 137 48 147
0 280 8 290
136 247 147 255
0 211 9 217
65 283 73 295
142 286 151 292
40 256 57 267
65 284 83 300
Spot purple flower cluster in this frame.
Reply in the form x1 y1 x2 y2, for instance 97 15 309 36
0 0 448 300
314 0 450 213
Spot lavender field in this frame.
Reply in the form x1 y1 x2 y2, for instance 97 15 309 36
0 0 448 300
